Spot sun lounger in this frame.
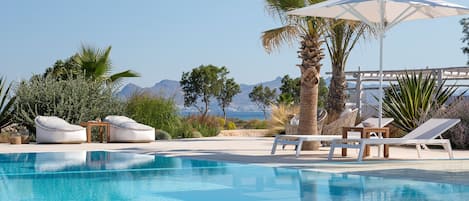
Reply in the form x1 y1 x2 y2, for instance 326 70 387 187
35 116 87 144
104 116 155 142
328 118 460 161
271 116 394 157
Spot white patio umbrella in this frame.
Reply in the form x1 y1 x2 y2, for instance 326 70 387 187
287 0 469 127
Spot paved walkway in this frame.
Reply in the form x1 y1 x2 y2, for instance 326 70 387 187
1 136 468 185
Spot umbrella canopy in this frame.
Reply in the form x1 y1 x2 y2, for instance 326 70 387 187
287 0 469 127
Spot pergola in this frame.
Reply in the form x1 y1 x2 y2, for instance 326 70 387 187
326 66 469 117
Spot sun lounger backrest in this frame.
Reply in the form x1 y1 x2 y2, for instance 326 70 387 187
402 118 460 140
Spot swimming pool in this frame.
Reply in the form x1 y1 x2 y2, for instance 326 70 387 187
0 151 467 201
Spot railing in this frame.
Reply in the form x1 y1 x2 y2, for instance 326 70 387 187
326 66 469 118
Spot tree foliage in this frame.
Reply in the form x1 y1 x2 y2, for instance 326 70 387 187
278 75 328 107
181 65 239 118
44 45 139 84
249 84 277 119
44 58 82 80
279 75 300 105
217 77 241 120
461 18 469 64
381 72 457 132
73 45 140 84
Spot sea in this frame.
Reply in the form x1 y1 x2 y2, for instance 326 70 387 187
181 111 266 120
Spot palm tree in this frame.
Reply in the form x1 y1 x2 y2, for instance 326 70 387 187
73 45 139 84
324 20 368 123
263 0 325 150
262 0 367 150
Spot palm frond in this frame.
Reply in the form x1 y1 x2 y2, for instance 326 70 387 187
262 25 301 53
109 70 140 83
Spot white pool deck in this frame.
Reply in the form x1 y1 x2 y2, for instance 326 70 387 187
1 136 469 185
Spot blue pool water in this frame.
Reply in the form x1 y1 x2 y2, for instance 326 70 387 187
0 151 468 201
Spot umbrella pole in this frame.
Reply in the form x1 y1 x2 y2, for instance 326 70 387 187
378 32 384 129
378 0 385 129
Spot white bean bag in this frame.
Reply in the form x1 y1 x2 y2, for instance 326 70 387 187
34 116 86 144
104 116 155 142
34 151 87 171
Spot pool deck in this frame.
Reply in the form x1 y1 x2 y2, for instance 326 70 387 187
1 136 469 185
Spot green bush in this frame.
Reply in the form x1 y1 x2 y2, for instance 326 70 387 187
126 92 181 137
155 129 172 140
191 131 203 138
14 74 124 133
226 121 237 130
433 98 469 149
243 119 268 129
180 115 220 137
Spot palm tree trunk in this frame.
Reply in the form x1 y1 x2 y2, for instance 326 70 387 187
297 34 324 151
326 62 346 123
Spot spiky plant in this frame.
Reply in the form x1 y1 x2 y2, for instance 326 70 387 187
269 103 300 135
381 72 457 132
0 77 15 129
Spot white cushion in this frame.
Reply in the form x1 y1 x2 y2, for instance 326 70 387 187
35 116 83 131
119 122 154 131
104 115 136 125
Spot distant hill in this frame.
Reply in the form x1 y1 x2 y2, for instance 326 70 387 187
117 77 284 112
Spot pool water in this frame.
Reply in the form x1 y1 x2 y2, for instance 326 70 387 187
0 151 468 201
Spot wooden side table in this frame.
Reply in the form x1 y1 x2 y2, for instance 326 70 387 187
342 127 390 158
80 121 110 143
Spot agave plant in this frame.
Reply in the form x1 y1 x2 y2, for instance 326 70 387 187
380 72 457 132
0 77 15 129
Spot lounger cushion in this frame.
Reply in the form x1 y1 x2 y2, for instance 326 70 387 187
119 122 154 131
35 116 83 131
104 115 155 142
104 115 136 125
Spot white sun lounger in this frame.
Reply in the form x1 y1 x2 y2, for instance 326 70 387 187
328 118 460 161
271 117 394 157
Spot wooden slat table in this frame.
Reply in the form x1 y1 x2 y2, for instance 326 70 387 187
341 127 390 158
80 121 110 143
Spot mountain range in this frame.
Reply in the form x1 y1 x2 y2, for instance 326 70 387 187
118 77 286 112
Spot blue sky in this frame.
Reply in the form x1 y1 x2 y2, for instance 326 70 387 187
1 0 468 87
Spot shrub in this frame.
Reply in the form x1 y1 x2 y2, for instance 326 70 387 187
155 129 172 140
243 119 268 129
180 115 220 137
433 98 469 149
217 118 226 129
191 131 203 138
14 74 124 133
226 121 237 130
126 92 180 136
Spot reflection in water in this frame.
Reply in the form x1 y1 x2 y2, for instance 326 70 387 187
0 152 468 201
35 151 87 171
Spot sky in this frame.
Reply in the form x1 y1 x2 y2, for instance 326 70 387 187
1 0 469 88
